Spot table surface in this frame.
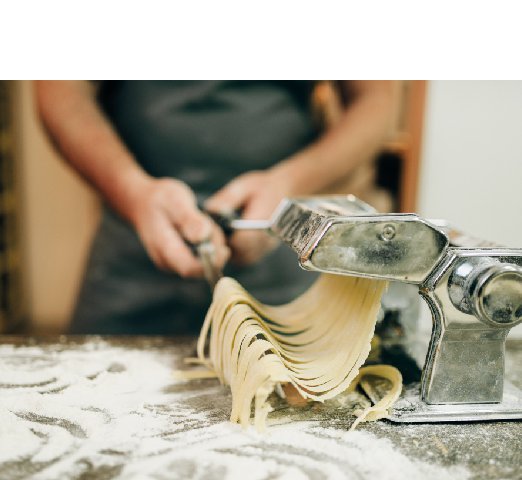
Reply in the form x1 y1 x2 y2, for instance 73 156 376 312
0 335 520 480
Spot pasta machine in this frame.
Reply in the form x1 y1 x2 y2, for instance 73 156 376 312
220 195 522 423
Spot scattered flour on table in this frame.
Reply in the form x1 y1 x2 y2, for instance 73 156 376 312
0 342 470 480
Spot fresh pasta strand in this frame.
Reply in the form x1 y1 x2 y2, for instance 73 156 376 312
350 364 403 430
194 274 403 431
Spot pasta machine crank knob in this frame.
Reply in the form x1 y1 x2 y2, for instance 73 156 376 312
448 258 522 328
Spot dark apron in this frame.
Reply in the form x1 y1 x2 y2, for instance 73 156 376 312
70 81 319 335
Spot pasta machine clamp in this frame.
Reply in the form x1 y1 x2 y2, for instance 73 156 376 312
259 195 522 423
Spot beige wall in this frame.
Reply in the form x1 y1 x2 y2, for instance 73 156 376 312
14 81 100 332
419 80 522 338
419 81 522 247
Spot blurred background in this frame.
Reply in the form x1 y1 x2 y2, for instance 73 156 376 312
0 81 521 334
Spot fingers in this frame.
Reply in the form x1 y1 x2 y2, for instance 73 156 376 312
146 219 230 278
170 217 230 277
227 199 279 265
207 173 283 266
160 180 213 243
142 213 205 277
167 198 230 271
177 207 212 244
205 172 259 213
136 179 230 277
209 223 231 268
229 230 278 266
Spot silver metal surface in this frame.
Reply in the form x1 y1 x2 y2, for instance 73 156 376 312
420 249 522 405
448 257 522 327
268 194 376 256
387 381 522 423
261 195 522 421
229 219 272 230
360 375 522 422
267 196 449 283
303 215 448 283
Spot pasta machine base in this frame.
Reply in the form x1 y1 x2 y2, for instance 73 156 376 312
360 373 522 423
388 381 522 423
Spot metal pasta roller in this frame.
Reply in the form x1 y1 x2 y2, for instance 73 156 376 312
238 195 522 423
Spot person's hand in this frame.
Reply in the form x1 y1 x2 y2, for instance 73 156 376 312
128 178 230 277
205 170 294 265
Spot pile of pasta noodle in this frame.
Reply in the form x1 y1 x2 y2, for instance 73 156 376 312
192 274 402 431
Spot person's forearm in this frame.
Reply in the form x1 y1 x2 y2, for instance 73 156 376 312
35 81 152 224
270 81 400 195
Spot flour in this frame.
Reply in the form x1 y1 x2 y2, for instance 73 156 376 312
0 341 470 480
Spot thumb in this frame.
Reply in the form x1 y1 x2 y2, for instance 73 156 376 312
205 173 256 213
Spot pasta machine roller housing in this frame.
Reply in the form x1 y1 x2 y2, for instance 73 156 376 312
266 195 522 422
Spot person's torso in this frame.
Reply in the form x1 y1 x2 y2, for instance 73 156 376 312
98 80 319 196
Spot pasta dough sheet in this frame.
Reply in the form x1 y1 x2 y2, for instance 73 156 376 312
192 274 402 430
